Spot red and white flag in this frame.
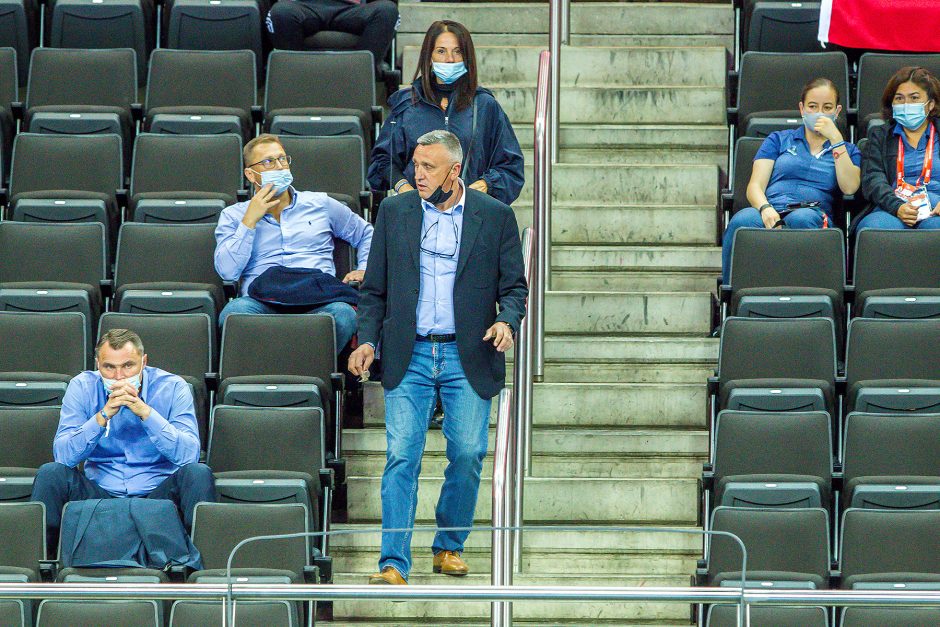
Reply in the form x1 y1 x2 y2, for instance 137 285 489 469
819 0 940 52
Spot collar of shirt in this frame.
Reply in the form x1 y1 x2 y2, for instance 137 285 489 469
893 121 937 150
260 186 298 224
793 126 835 158
420 178 466 217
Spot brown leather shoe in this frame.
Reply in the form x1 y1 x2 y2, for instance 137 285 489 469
368 566 407 585
433 550 469 576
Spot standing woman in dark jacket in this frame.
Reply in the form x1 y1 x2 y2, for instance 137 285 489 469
367 20 525 206
856 66 940 231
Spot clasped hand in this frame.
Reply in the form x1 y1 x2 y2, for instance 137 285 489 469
101 381 151 422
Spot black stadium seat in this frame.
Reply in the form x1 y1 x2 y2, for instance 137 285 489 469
129 133 243 224
856 53 940 139
280 134 369 214
113 223 226 327
170 599 296 627
842 412 940 511
708 603 828 627
853 230 940 320
722 136 762 217
841 607 940 626
0 47 16 182
0 311 87 407
145 49 256 141
0 0 36 86
0 222 107 347
844 318 940 414
731 51 849 139
7 133 123 256
745 1 821 53
840 508 940 589
36 599 160 627
0 502 46 626
165 0 263 78
0 406 58 503
264 50 378 149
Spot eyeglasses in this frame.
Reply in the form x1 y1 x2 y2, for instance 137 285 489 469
420 214 459 259
247 155 292 170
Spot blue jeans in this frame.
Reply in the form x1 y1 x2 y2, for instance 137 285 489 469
218 297 357 351
854 209 940 231
379 340 492 579
721 207 826 283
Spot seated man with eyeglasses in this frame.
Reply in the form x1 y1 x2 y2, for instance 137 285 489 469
214 133 373 351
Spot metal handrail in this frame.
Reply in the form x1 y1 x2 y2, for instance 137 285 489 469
491 387 515 626
512 227 535 572
548 0 569 165
532 50 550 381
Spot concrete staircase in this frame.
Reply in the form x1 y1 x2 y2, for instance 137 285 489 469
329 2 728 624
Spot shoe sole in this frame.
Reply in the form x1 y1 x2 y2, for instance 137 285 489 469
433 566 469 576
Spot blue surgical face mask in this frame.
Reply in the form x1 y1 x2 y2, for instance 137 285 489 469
259 168 293 195
802 111 837 132
432 61 467 85
101 372 141 393
893 102 929 130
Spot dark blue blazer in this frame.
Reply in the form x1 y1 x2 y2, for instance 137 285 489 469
357 188 528 399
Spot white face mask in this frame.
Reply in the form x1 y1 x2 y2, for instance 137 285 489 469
101 372 141 393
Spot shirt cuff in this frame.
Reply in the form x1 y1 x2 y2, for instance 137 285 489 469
82 413 105 438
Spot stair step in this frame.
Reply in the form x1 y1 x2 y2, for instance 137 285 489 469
492 85 725 125
332 573 693 620
544 291 712 335
347 476 698 524
543 335 717 362
402 45 727 87
513 123 728 150
513 204 718 245
552 245 720 271
521 147 726 166
517 164 718 204
552 270 717 293
398 2 733 36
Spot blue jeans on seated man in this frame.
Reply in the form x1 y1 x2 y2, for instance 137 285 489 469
379 340 492 580
721 206 827 283
218 297 357 351
854 208 940 232
31 462 216 556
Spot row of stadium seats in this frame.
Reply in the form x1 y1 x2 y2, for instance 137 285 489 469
708 604 940 627
735 0 823 55
730 51 940 141
0 499 319 625
0 47 380 181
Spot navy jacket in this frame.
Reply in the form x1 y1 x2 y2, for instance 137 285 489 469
357 188 528 399
367 79 525 206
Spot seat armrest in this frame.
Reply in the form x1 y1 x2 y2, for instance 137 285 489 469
843 285 855 307
39 560 58 582
311 557 332 583
347 280 361 291
330 372 345 394
222 281 238 299
10 101 23 121
0 187 7 210
98 279 114 298
131 103 143 122
719 284 732 305
204 372 219 393
707 376 719 397
371 106 383 126
250 105 264 125
166 564 190 582
359 191 371 215
835 376 846 396
845 107 858 126
303 564 322 584
701 466 714 491
326 458 345 485
694 563 708 587
726 106 738 127
116 188 128 210
236 188 250 203
832 469 843 492
319 467 336 492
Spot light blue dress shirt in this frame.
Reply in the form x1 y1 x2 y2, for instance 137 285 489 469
53 366 201 497
214 188 374 296
416 181 466 336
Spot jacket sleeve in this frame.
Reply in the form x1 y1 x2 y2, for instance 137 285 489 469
356 199 390 347
493 207 529 334
368 112 408 192
480 103 525 206
861 125 904 216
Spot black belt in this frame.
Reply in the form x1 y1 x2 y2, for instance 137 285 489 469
416 333 456 343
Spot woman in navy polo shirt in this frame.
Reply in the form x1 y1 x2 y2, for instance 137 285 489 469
721 78 862 282
855 66 940 232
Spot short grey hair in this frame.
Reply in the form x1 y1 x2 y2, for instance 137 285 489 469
95 329 145 358
416 129 463 164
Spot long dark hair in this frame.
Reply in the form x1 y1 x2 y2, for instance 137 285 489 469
881 66 940 122
412 20 478 112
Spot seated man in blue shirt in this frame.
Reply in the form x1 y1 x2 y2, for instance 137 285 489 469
31 329 215 553
215 133 373 351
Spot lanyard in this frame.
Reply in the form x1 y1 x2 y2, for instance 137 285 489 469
897 123 935 187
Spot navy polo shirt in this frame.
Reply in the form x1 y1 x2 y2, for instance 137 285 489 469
893 121 940 208
755 127 861 215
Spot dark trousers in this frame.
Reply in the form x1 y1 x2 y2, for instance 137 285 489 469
268 0 398 67
31 462 216 557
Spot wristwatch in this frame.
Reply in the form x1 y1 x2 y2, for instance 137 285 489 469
758 203 774 213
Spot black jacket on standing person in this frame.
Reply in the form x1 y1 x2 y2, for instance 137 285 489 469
367 78 525 206
357 188 528 399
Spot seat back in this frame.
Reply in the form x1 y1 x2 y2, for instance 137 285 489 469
843 412 940 486
219 313 336 381
0 502 45 573
0 6 31 86
841 606 940 626
718 317 837 384
279 134 366 206
145 49 255 116
745 1 822 53
114 223 221 290
736 52 849 135
208 405 325 475
0 406 59 468
708 604 828 627
853 230 940 297
264 50 375 116
0 311 86 374
191 502 308 572
0 222 106 285
0 46 15 116
840 508 940 586
130 133 242 202
708 506 830 585
25 47 136 110
845 318 940 387
37 599 160 626
714 410 831 483
730 136 763 214
9 132 121 200
98 312 212 380
857 54 940 134
729 228 845 294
